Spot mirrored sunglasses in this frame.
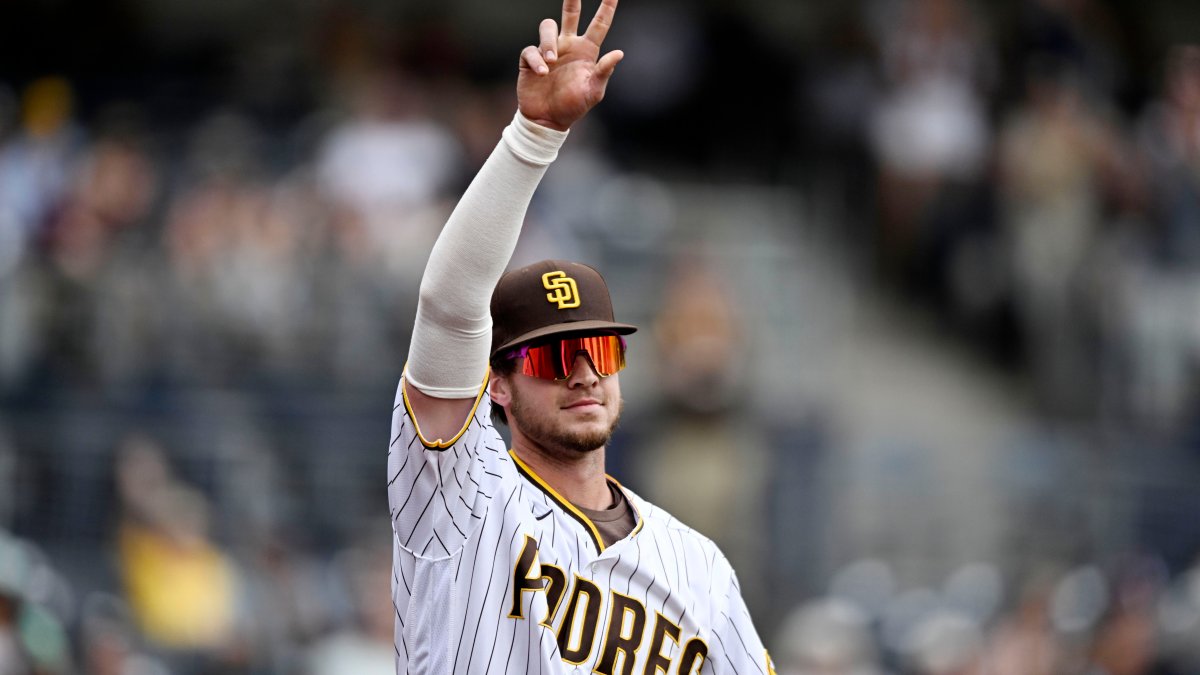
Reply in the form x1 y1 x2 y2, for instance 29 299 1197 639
507 334 627 381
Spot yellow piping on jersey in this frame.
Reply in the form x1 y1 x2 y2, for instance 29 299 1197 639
510 451 608 553
401 364 490 450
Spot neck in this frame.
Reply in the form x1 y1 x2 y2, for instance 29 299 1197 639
511 435 611 510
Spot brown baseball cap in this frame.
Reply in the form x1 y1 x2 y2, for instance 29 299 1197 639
490 259 638 358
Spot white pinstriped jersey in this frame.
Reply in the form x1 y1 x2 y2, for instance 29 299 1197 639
388 376 775 674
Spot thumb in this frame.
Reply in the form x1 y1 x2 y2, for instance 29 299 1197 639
595 49 624 84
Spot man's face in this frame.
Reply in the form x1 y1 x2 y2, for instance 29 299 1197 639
494 349 623 458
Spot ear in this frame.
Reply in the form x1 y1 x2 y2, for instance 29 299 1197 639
489 373 513 408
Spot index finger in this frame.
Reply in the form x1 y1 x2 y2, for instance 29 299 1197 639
561 0 582 36
583 0 618 47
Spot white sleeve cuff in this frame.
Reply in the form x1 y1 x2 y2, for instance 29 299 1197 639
502 111 569 165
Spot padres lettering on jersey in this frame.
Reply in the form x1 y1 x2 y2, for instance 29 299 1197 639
508 535 711 673
388 373 773 674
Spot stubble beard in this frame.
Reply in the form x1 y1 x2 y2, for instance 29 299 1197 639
509 389 624 459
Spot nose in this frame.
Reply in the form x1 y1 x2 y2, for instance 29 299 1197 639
565 352 600 387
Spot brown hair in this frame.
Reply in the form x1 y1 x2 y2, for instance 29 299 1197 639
488 355 516 426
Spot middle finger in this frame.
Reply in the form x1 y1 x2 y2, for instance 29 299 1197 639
561 0 582 35
583 0 618 47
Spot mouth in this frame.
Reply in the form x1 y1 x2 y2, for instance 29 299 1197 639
563 399 602 410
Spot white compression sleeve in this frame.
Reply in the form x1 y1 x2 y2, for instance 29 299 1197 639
405 112 568 398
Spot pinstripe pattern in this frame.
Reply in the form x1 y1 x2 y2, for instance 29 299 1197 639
388 378 772 674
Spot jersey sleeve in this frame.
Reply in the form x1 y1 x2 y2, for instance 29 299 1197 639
386 374 509 560
708 559 775 675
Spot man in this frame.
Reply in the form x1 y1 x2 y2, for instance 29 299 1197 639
388 0 775 672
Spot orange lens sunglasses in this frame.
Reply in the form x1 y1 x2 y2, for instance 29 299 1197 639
507 334 627 381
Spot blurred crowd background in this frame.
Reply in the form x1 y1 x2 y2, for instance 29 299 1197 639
4 0 1200 672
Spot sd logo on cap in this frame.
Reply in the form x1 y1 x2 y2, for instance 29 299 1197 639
542 271 581 309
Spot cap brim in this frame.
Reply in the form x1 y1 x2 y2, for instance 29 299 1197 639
493 320 638 357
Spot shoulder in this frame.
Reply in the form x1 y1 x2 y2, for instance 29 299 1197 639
624 488 733 567
388 383 512 559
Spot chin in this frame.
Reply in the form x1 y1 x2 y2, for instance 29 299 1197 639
554 421 611 449
535 416 614 456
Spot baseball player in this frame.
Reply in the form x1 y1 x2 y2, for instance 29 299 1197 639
388 0 775 672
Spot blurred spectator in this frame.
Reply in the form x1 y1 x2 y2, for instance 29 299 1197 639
15 605 69 675
1137 45 1200 266
997 59 1125 412
1083 558 1168 675
304 546 392 675
652 258 746 413
0 533 73 675
869 0 994 290
48 128 157 280
118 485 236 654
0 77 84 269
114 436 239 665
634 258 771 597
316 70 462 285
1107 44 1200 426
79 594 170 675
0 79 87 387
235 535 329 673
1085 602 1158 675
903 609 984 675
774 597 881 675
36 120 161 387
982 575 1061 675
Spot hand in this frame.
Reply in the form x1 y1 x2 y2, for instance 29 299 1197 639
517 0 623 131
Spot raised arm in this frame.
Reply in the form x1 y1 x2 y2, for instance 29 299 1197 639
404 0 623 443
